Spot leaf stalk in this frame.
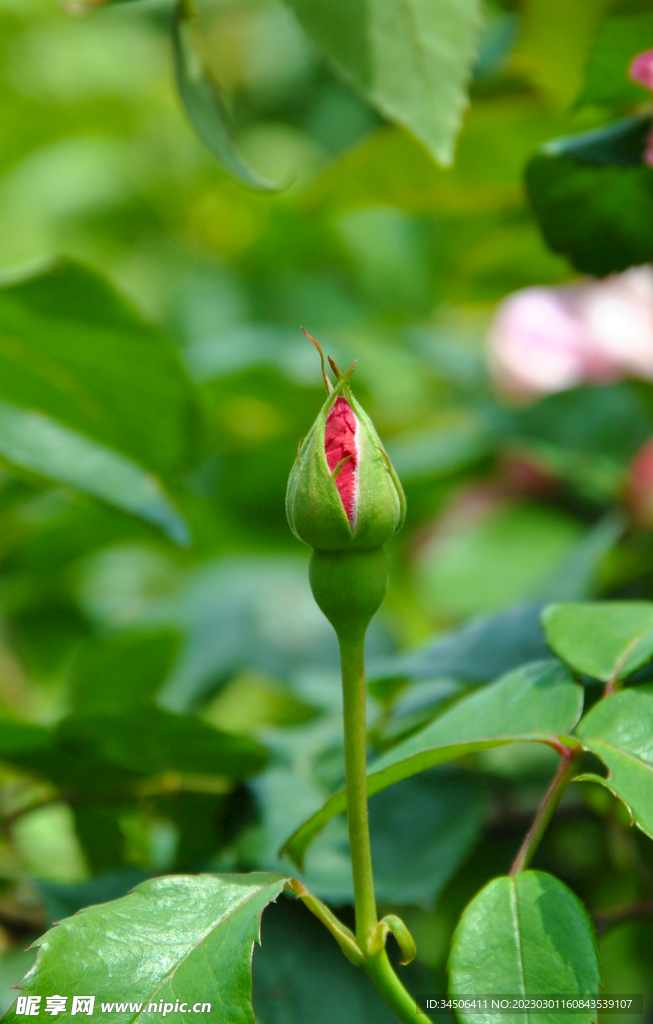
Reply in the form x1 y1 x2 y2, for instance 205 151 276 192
509 743 582 876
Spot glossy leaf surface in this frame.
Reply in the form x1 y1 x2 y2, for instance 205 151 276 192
284 661 582 865
543 602 653 682
286 0 482 166
576 684 653 840
5 874 289 1024
449 872 600 1023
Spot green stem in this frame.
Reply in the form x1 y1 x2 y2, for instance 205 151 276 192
338 632 424 1024
339 631 377 946
363 951 425 1024
509 744 581 876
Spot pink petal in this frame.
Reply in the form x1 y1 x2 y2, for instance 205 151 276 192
325 396 358 526
629 50 653 90
488 287 588 396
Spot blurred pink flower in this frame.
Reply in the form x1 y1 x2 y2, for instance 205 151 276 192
488 266 653 398
629 49 653 166
628 438 653 529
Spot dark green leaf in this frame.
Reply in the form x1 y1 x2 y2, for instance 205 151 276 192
57 706 267 779
0 718 50 757
369 770 485 906
11 707 266 794
0 402 189 545
542 602 653 682
284 661 583 865
6 874 289 1024
505 382 653 472
370 513 623 685
0 259 195 476
71 804 128 875
448 871 600 1020
285 0 483 166
576 684 653 839
258 766 484 906
69 629 180 716
253 898 403 1024
525 122 653 275
173 0 279 190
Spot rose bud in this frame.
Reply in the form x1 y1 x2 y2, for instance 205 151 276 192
286 336 406 642
286 360 406 553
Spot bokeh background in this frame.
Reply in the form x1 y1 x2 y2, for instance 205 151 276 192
2 0 653 1017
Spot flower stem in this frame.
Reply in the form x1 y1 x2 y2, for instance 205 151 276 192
339 631 377 946
509 744 581 876
338 632 424 1024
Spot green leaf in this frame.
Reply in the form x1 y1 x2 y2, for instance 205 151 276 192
253 899 403 1023
258 766 484 907
448 871 600 1021
0 401 189 545
69 629 180 716
580 12 653 107
11 707 266 795
285 0 483 166
414 501 583 619
56 706 267 780
576 684 653 840
0 259 194 477
6 873 289 1024
512 0 610 108
370 513 623 685
542 602 653 682
0 718 50 756
283 661 583 865
525 120 653 276
173 0 279 190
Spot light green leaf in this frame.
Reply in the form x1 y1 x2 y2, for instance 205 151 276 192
283 661 583 865
579 12 653 107
511 0 610 108
5 874 289 1024
173 0 279 190
576 684 653 840
0 258 194 477
284 0 482 166
542 601 653 682
448 871 600 1023
0 400 190 545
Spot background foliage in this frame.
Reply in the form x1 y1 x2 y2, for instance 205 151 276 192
2 0 653 1019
